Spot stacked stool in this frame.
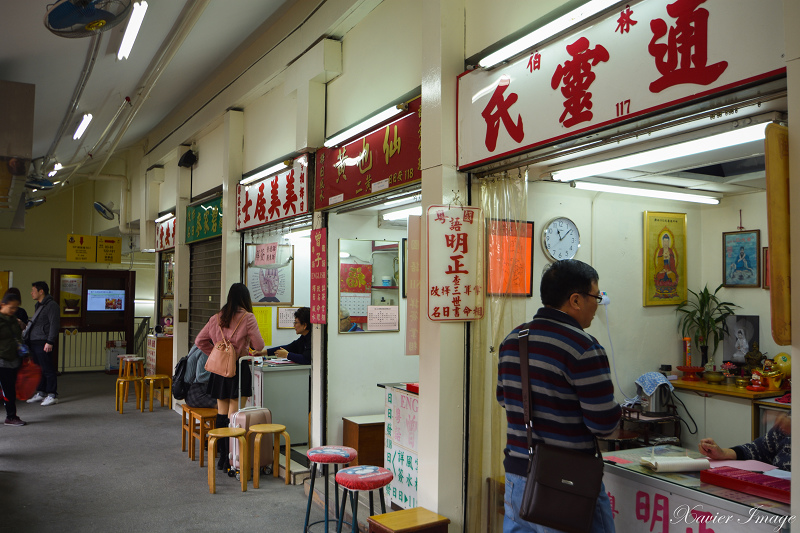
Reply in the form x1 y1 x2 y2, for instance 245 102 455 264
247 423 291 487
207 427 248 493
335 465 393 533
304 446 358 533
120 356 146 405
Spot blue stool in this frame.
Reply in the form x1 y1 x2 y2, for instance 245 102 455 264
304 446 358 533
335 465 393 533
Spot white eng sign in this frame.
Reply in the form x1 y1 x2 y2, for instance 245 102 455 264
427 205 484 321
457 0 785 169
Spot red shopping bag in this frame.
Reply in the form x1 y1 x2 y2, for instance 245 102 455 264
16 357 41 401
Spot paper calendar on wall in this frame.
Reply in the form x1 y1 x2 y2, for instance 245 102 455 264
340 293 370 321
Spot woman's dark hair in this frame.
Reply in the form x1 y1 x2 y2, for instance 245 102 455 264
540 260 598 308
294 307 310 329
219 283 253 327
4 287 22 300
2 291 21 305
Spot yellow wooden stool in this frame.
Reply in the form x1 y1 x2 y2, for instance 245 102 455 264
117 354 136 377
115 376 143 414
141 374 172 412
190 407 218 466
208 427 248 494
122 356 146 404
181 404 194 453
247 423 291 487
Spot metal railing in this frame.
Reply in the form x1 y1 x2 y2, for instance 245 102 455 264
58 316 151 372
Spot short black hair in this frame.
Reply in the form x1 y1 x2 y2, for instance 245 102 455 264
295 307 310 328
2 291 21 305
540 260 598 308
32 281 49 295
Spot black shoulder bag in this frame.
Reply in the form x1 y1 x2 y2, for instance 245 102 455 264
517 327 605 533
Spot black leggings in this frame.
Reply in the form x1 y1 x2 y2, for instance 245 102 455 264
0 366 19 418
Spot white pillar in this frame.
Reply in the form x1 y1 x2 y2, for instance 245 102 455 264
173 146 193 409
221 110 244 296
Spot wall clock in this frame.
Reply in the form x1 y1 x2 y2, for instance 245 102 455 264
542 217 580 261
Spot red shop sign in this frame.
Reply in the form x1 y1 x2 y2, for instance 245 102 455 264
155 217 176 251
315 97 421 209
310 228 328 324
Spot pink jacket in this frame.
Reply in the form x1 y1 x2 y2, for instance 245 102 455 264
195 310 265 358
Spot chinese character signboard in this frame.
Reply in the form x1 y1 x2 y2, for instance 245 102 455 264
236 155 309 231
310 228 327 324
96 237 122 264
155 216 176 251
384 386 418 509
185 196 222 244
254 243 278 266
427 205 484 321
66 234 97 262
457 0 784 169
315 97 421 209
405 216 421 355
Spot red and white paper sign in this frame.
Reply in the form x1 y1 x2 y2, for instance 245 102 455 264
254 243 278 266
310 228 328 324
457 0 785 169
236 154 309 230
427 206 484 321
155 217 176 251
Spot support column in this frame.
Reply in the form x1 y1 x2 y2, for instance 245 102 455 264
419 0 466 529
173 146 193 402
220 110 244 295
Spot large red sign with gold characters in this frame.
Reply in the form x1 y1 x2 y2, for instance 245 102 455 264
315 97 420 209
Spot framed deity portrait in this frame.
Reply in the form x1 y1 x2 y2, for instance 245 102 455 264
722 230 760 288
643 211 687 307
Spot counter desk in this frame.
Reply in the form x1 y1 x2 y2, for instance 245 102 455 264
252 363 310 446
603 445 791 532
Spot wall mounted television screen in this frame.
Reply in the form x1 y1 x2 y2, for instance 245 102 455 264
86 289 125 311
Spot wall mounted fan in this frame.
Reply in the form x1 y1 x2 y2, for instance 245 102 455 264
45 0 132 38
93 201 118 220
25 197 47 210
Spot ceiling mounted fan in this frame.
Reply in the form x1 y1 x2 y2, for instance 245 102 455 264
45 0 132 38
93 200 118 220
24 159 55 190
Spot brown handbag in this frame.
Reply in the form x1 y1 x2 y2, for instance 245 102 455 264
204 313 246 378
517 327 605 533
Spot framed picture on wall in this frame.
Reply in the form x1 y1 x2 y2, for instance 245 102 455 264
722 230 760 288
245 243 294 305
762 247 770 290
643 211 687 307
723 315 760 364
486 219 534 297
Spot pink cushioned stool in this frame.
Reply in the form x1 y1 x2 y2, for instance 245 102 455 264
335 465 393 533
304 446 358 533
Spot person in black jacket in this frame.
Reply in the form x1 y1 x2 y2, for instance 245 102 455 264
24 281 60 406
0 291 26 426
264 307 311 364
4 287 28 330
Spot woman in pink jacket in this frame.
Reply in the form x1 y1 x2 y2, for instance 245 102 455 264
195 283 265 471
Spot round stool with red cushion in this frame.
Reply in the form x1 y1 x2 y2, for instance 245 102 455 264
304 446 358 533
334 465 393 533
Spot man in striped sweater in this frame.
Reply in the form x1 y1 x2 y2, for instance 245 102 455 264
497 259 621 533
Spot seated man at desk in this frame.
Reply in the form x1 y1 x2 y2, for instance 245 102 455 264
699 413 791 471
263 307 311 364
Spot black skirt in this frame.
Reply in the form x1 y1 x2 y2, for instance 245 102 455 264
206 361 252 399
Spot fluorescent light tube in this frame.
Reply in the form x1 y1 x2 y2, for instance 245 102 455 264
118 1 148 60
382 206 422 221
479 0 620 68
573 180 720 204
324 105 405 148
73 114 93 140
552 123 768 182
155 212 174 223
241 161 290 185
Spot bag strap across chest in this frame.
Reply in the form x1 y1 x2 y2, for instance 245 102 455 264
217 312 246 343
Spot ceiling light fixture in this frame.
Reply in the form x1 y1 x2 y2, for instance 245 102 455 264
73 113 93 140
154 212 175 223
551 123 769 182
572 179 721 205
479 0 620 68
118 1 148 60
241 160 291 185
323 104 407 148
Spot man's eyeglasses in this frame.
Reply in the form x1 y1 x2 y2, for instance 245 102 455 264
579 292 603 303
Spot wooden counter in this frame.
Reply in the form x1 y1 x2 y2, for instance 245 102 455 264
671 378 784 400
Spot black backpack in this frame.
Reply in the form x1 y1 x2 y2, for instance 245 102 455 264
172 354 191 400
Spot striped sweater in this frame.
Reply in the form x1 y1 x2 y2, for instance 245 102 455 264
497 307 621 476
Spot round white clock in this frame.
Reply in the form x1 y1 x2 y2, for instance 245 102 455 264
542 217 580 261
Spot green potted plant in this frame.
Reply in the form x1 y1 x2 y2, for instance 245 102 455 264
676 284 739 368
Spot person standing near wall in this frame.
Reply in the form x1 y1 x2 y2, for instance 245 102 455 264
497 260 621 533
0 291 26 425
25 281 60 406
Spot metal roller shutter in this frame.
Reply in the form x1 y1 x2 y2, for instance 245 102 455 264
189 237 222 349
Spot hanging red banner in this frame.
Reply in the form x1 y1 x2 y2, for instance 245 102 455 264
310 228 328 324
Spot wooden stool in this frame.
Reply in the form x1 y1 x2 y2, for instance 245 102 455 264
115 376 143 414
367 507 451 533
208 427 248 494
122 356 145 404
335 466 393 533
303 446 358 533
247 424 291 488
117 354 136 377
181 404 194 453
141 374 172 412
190 407 218 466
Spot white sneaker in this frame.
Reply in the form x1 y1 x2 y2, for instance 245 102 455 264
26 392 45 403
41 396 58 406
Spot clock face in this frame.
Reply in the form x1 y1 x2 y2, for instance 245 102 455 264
542 217 580 261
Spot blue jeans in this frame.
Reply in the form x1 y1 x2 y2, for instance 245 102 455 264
504 472 615 533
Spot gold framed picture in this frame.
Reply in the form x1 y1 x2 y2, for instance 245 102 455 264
643 211 687 307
